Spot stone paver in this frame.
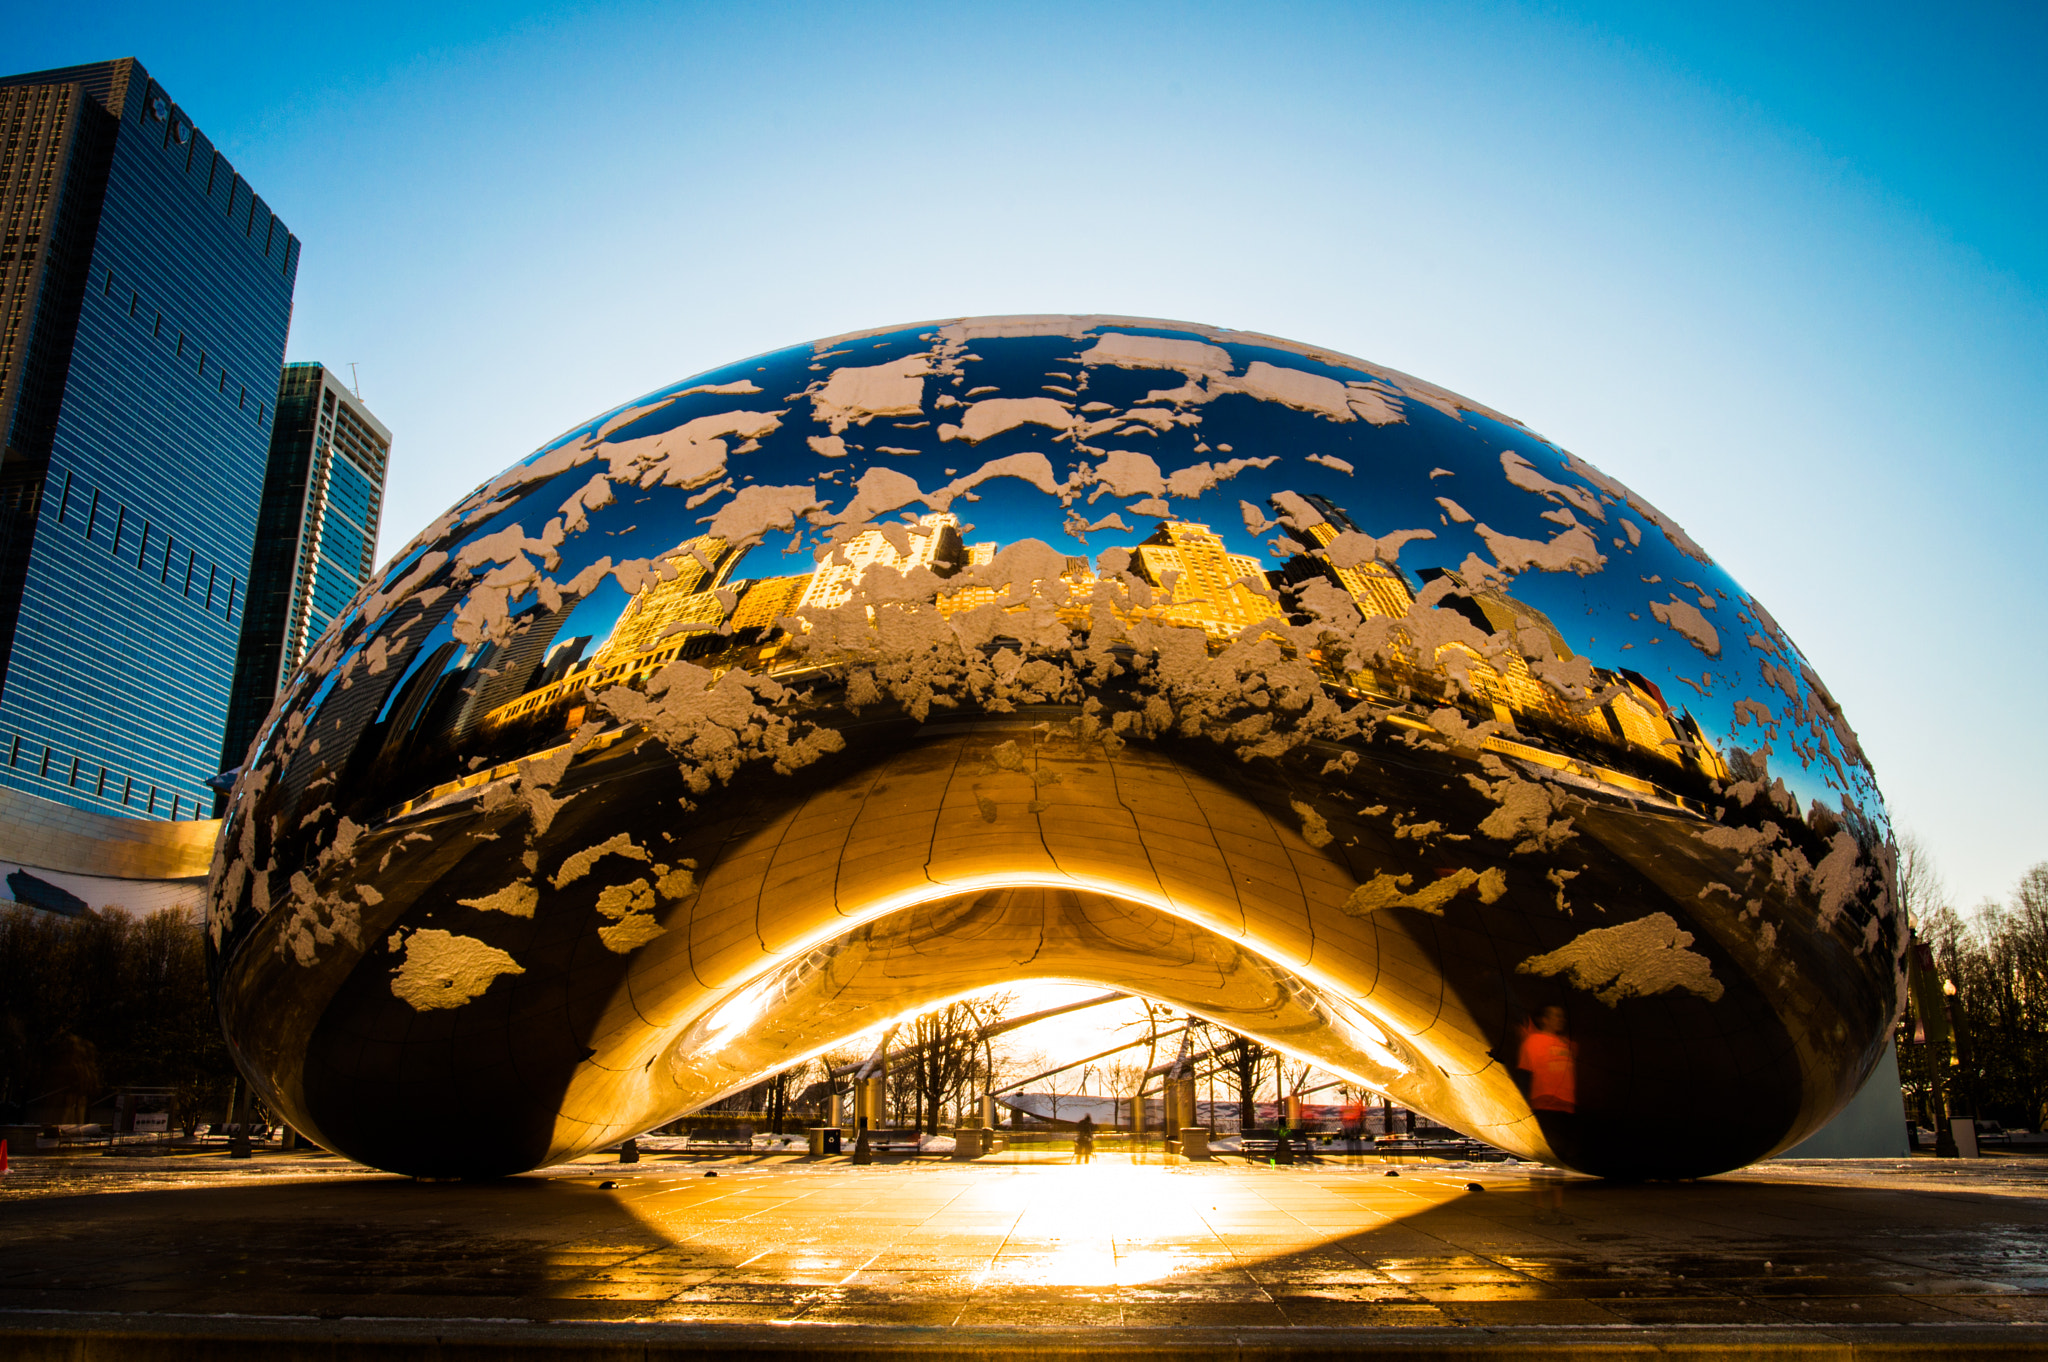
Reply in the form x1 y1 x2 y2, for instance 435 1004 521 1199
3 1149 2048 1354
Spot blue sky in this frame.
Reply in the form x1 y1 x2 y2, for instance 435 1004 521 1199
13 0 2045 913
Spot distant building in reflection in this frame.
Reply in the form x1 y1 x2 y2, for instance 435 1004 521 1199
800 513 963 613
1280 492 1417 621
1128 521 1283 639
594 534 738 665
729 571 813 637
936 540 1002 615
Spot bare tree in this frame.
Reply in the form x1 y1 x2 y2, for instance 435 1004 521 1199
1222 1031 1273 1131
1895 836 2048 1140
896 992 1015 1134
1897 832 1945 929
0 906 235 1134
1021 1048 1082 1125
761 1060 814 1134
1101 1058 1145 1129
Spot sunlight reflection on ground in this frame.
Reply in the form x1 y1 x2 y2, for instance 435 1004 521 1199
974 1164 1219 1287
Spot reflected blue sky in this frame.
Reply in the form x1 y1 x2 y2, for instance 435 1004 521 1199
374 318 1858 823
13 0 2043 906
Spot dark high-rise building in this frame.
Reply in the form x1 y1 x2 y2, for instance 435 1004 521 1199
0 59 297 821
221 363 388 777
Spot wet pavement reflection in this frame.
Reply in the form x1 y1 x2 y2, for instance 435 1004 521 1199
4 1152 2048 1338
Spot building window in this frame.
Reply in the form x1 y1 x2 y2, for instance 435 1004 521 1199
111 506 125 553
38 747 50 777
121 775 132 805
152 312 162 337
183 550 194 595
94 767 106 796
175 333 185 358
55 472 70 523
128 292 138 317
225 577 237 620
67 756 79 786
146 786 157 814
103 268 113 296
205 564 216 610
169 794 181 820
137 522 149 568
6 736 16 767
160 534 174 583
85 488 99 538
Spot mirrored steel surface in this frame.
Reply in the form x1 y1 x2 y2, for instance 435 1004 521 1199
209 317 1900 1179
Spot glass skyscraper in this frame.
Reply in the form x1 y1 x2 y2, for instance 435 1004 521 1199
221 363 387 780
0 59 297 821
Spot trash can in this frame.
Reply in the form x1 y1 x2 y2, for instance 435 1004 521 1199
808 1126 843 1156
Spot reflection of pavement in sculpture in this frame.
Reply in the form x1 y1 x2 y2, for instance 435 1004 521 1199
209 317 1900 1181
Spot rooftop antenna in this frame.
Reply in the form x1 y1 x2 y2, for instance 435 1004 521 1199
348 362 362 399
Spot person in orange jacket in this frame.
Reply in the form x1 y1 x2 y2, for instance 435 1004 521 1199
1517 1005 1576 1223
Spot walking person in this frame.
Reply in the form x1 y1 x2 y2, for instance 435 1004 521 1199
1517 1005 1577 1224
1074 1112 1096 1164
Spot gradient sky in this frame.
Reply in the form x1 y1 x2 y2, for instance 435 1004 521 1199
14 1 2045 915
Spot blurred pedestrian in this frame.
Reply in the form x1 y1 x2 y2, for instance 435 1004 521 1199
1074 1112 1095 1164
1517 1005 1577 1223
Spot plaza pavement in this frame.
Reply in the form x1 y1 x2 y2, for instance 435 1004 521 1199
4 1145 2048 1358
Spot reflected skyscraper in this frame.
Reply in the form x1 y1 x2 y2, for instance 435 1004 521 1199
592 534 737 663
1129 520 1282 637
800 513 965 612
222 364 388 780
0 59 297 821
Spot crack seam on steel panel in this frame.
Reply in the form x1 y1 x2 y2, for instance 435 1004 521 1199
750 777 818 955
833 759 903 923
685 810 765 993
921 741 975 890
1177 764 1252 941
1102 751 1188 940
1272 788 1319 970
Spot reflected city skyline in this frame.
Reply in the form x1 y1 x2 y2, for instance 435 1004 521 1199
402 491 1735 820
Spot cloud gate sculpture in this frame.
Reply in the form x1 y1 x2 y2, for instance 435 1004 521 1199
209 317 1900 1180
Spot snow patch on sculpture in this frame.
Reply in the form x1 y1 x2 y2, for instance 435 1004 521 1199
1517 913 1725 1005
459 880 539 918
1339 867 1507 917
942 396 1073 443
811 355 928 431
1649 596 1721 657
391 929 526 1011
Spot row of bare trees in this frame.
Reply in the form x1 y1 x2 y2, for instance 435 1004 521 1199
0 905 237 1132
1028 1010 1335 1131
1896 841 2048 1133
709 998 1340 1135
707 995 1020 1134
